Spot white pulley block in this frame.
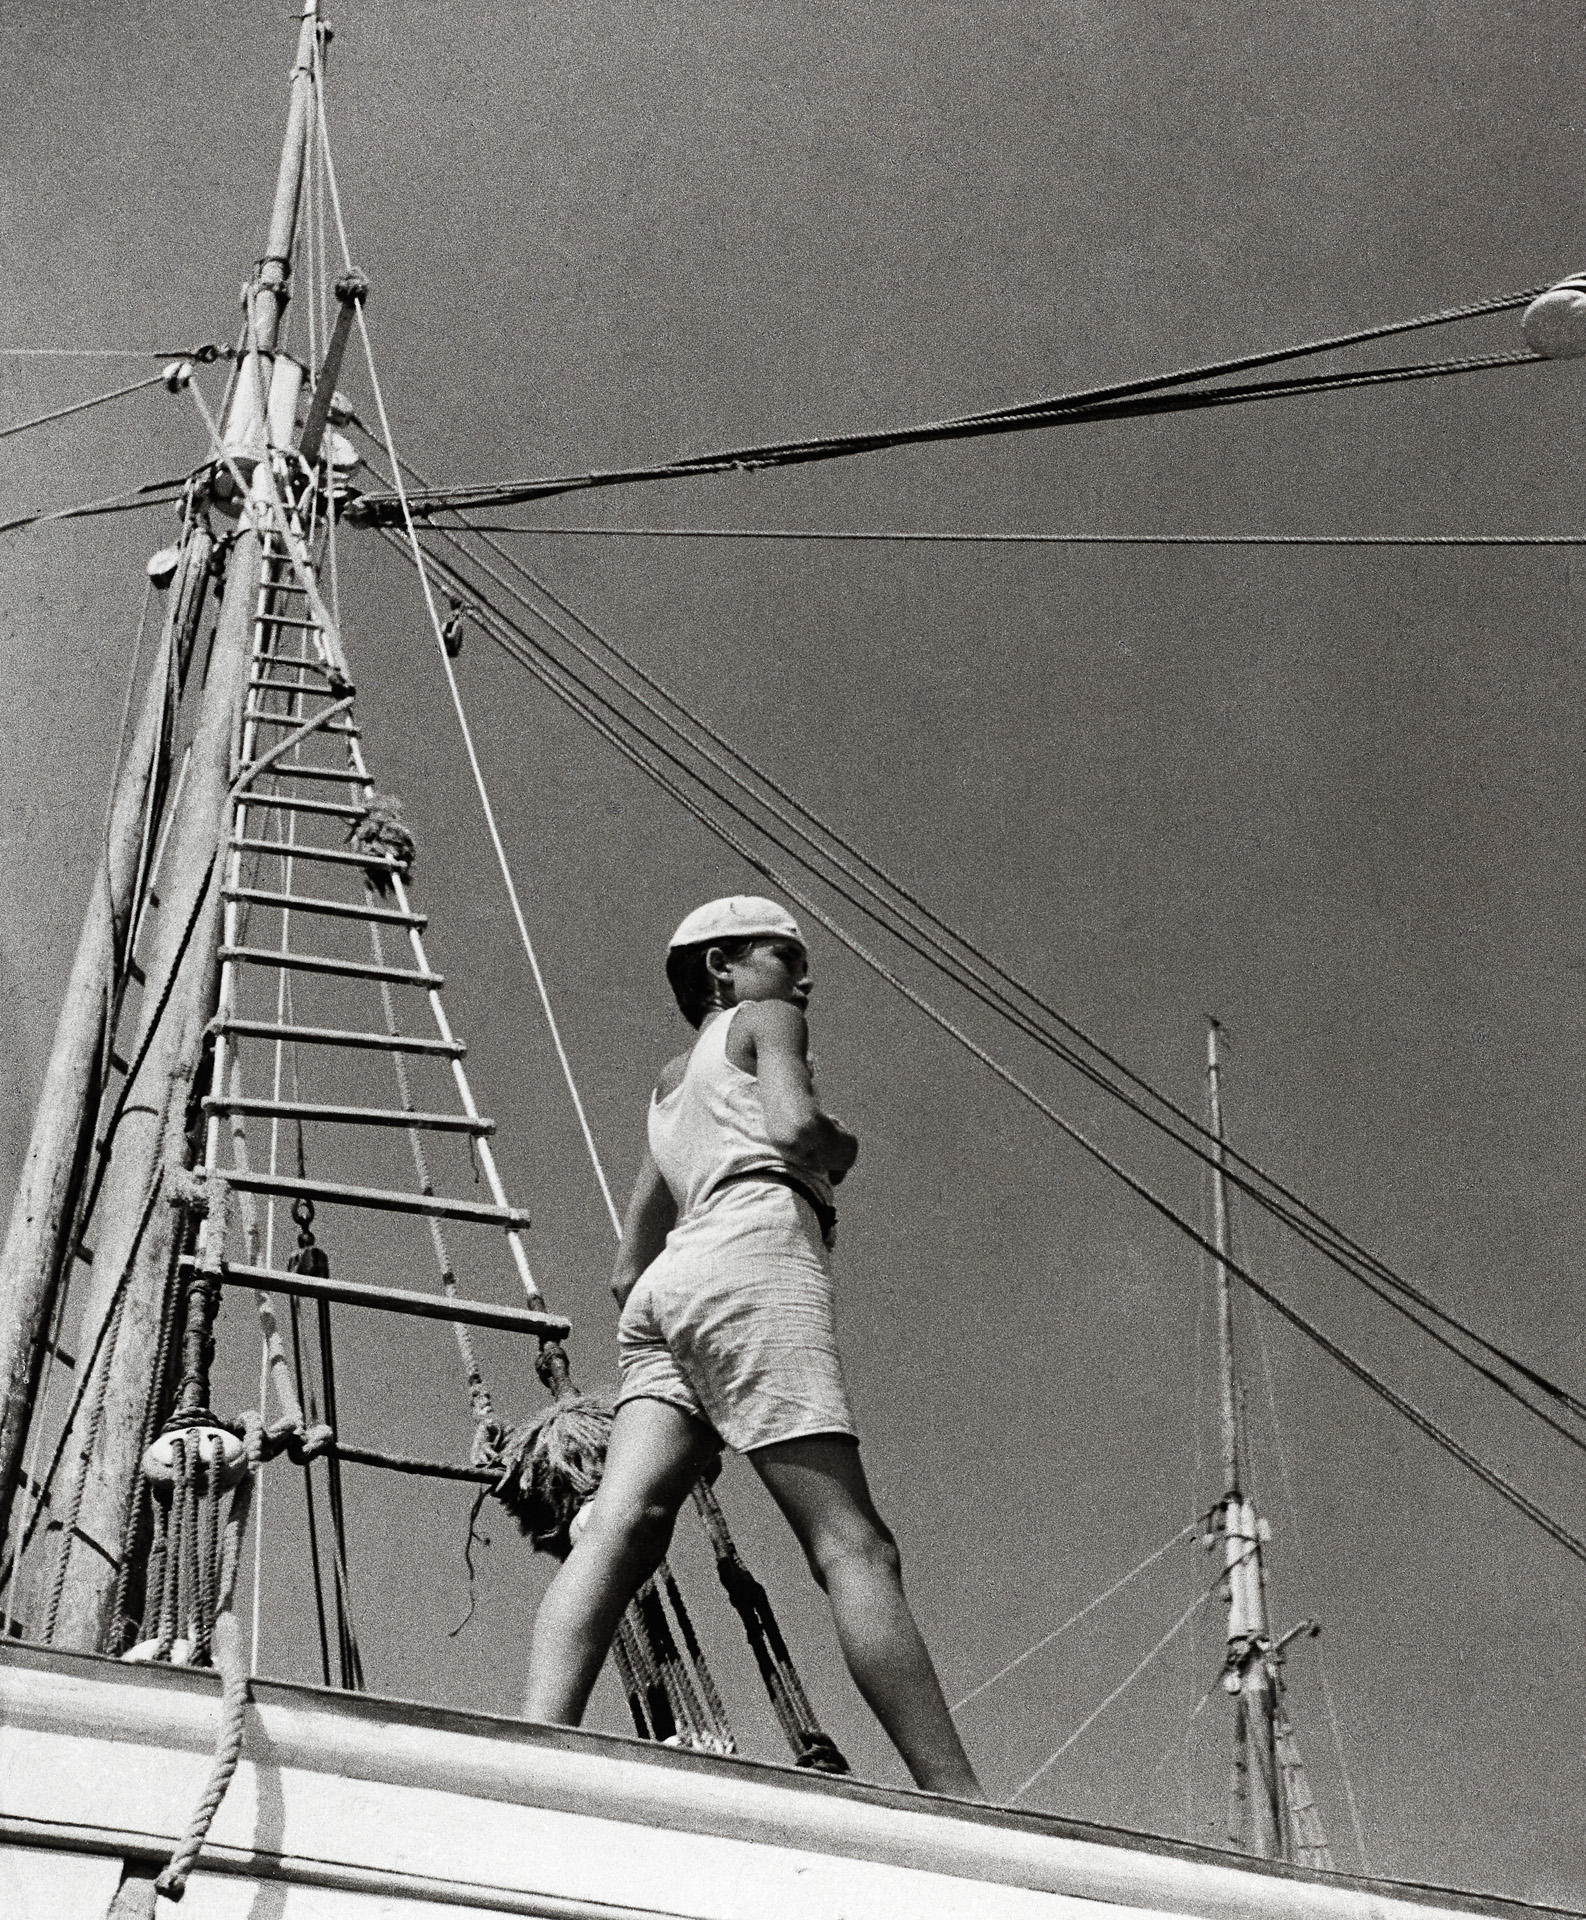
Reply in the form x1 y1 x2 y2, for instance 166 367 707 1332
1522 274 1586 358
142 1424 249 1491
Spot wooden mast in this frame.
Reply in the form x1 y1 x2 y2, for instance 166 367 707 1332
1205 1019 1285 1859
44 1 323 1652
0 533 210 1549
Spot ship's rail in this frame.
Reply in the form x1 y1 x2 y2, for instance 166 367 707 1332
2 1644 1570 1920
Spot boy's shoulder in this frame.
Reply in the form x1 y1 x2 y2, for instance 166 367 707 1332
735 998 809 1051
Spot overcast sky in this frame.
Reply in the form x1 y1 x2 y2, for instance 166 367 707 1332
4 1 1585 1904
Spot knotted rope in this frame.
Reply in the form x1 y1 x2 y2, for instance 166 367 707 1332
346 792 414 892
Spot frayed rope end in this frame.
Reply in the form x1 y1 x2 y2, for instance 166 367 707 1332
479 1387 615 1556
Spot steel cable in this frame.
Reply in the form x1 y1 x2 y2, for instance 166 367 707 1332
365 449 1586 1436
390 517 1586 1451
381 532 1586 1566
348 282 1552 521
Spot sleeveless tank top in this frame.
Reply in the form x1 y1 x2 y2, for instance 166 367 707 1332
647 1007 837 1222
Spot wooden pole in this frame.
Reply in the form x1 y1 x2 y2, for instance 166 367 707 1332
1205 1022 1283 1860
47 4 319 1652
0 529 210 1552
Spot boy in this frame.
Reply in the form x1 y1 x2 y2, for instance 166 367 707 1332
525 895 981 1799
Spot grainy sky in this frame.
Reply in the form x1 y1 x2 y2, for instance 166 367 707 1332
3 1 1585 1904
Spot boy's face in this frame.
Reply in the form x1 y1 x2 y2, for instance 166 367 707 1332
713 937 812 1011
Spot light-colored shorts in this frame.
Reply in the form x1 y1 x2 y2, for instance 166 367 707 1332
616 1181 857 1454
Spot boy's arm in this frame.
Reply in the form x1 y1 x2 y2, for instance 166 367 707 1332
612 1150 677 1308
748 1001 859 1178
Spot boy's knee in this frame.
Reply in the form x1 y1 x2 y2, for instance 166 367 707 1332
806 1517 900 1591
586 1492 676 1567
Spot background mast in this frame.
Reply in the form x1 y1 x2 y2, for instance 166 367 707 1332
1207 1019 1284 1858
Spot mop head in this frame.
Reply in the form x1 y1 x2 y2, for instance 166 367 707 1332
485 1386 615 1556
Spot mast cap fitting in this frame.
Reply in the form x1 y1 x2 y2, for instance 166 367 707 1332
668 895 802 951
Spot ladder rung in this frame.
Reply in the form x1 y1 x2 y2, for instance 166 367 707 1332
233 794 365 821
248 713 359 736
219 946 442 987
219 1017 464 1057
243 763 363 785
247 679 339 702
207 1095 491 1135
198 1258 565 1339
218 1170 530 1230
254 624 326 646
251 649 333 670
223 886 425 928
229 837 405 873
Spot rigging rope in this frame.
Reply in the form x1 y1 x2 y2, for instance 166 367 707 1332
382 533 1586 1567
952 1521 1197 1713
385 499 1586 1451
392 516 1586 1445
346 281 1552 521
0 370 168 444
444 524 1586 547
1014 1572 1228 1800
340 277 622 1232
313 81 847 1768
0 475 189 539
0 344 232 360
365 418 1586 1474
348 348 1542 521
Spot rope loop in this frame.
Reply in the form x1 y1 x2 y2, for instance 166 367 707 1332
167 1167 209 1216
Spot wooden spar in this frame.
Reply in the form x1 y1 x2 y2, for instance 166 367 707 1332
47 537 258 1653
1205 1021 1284 1859
46 5 321 1653
298 271 369 465
0 529 210 1551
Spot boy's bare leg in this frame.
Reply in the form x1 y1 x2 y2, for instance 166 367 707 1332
750 1434 985 1800
525 1398 718 1725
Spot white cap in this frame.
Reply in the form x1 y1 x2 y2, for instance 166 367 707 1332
667 894 803 951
